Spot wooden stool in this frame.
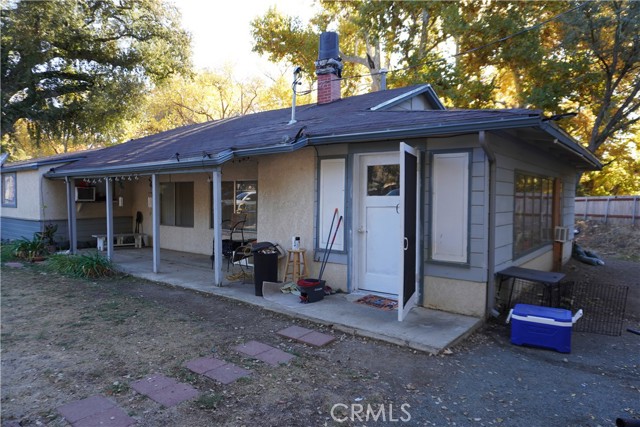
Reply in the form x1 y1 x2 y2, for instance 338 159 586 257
284 249 307 283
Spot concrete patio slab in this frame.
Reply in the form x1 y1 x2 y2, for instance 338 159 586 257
57 395 134 427
131 374 198 407
203 363 251 385
184 356 227 375
112 248 483 354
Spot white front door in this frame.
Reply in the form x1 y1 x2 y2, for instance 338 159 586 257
356 153 402 295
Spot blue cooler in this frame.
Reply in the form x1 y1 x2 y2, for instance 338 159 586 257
507 304 583 353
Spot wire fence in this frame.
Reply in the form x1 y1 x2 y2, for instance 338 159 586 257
507 279 629 336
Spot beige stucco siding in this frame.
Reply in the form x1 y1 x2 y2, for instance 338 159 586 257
257 148 348 287
3 169 42 220
423 277 486 317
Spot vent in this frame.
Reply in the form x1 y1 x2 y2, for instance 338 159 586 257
554 226 570 242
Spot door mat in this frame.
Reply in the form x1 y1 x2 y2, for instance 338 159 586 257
355 295 398 311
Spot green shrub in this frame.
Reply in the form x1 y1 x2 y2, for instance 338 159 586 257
1 241 19 262
48 252 116 278
13 236 47 260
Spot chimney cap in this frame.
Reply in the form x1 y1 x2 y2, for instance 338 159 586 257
318 31 340 60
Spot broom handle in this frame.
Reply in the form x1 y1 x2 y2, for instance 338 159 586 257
319 208 338 274
319 215 342 280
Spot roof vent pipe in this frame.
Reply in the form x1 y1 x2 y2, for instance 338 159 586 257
289 66 302 125
379 68 388 90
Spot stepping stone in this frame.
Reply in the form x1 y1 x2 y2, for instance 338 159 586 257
184 356 251 385
184 356 227 375
57 395 135 427
202 363 252 385
278 326 336 347
131 374 198 408
256 348 295 366
4 262 23 268
233 340 295 366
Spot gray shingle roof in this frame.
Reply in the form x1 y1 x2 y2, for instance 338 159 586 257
35 84 599 176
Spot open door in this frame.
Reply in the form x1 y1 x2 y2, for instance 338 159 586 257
399 142 419 321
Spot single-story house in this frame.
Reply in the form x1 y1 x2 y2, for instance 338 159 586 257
1 33 600 320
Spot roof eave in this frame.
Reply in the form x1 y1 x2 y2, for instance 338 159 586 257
540 122 602 170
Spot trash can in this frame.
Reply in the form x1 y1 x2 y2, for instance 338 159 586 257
252 242 279 296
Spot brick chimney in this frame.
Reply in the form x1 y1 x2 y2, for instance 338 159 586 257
315 32 343 105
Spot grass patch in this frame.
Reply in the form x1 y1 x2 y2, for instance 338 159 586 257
47 252 116 278
1 241 19 262
194 392 224 411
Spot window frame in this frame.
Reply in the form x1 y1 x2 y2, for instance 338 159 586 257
1 172 17 208
513 170 554 258
160 181 194 228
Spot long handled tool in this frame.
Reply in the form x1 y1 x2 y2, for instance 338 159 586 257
319 208 338 273
319 215 342 281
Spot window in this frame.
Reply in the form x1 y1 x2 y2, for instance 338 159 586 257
2 173 17 207
160 182 194 227
210 181 258 231
513 172 554 257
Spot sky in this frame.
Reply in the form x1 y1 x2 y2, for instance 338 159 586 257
172 0 317 79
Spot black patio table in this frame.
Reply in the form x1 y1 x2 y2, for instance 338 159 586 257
497 266 566 309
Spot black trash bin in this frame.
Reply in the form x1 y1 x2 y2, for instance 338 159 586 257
252 242 279 296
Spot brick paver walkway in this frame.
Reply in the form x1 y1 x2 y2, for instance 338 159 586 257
57 395 135 427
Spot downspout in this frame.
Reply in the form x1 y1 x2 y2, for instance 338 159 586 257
479 131 499 318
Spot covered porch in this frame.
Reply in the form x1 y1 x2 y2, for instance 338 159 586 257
110 247 482 354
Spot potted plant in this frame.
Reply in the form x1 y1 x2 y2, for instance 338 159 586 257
35 224 58 254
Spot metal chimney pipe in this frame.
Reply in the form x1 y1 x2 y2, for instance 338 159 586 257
289 66 302 125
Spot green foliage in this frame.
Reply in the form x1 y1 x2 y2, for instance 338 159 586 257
12 236 47 260
251 0 640 195
34 224 58 247
1 241 19 262
47 252 116 278
1 0 191 157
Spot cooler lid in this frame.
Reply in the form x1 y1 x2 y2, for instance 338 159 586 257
513 304 572 322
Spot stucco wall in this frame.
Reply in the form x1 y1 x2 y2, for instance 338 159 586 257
423 277 486 317
2 169 42 220
257 148 347 287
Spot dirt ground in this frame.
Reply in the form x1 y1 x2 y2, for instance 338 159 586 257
1 223 639 426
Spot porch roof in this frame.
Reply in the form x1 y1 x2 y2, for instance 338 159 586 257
42 84 601 178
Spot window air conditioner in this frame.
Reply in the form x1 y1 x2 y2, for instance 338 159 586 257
75 187 96 202
554 226 570 243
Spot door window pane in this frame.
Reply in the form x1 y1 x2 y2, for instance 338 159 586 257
367 165 400 196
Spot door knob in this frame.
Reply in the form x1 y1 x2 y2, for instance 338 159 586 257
357 226 367 234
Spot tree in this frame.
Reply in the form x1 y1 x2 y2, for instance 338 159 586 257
1 0 191 156
251 0 640 195
130 68 297 138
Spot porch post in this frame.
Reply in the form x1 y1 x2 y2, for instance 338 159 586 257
105 177 114 260
65 177 77 254
152 174 160 273
212 168 223 286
